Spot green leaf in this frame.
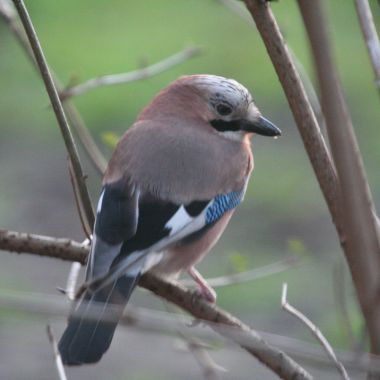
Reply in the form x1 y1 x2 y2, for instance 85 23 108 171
287 237 308 257
101 131 120 149
228 251 250 273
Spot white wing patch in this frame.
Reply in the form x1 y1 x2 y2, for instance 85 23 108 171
96 189 105 213
165 206 194 234
97 207 210 288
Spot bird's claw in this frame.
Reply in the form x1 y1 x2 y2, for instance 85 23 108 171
191 287 217 305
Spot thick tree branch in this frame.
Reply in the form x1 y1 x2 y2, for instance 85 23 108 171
0 229 88 263
243 0 343 245
0 229 311 380
217 0 327 138
59 47 202 101
12 0 95 228
242 0 380 368
297 0 380 359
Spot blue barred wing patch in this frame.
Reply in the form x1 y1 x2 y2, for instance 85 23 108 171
205 189 245 224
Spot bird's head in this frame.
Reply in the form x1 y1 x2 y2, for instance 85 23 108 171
138 74 281 139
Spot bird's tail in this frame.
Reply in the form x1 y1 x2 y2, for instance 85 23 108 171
58 274 139 365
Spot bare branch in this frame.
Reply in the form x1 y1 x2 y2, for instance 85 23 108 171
1 288 380 374
0 229 311 380
46 325 68 380
67 162 93 239
139 274 312 379
63 105 107 174
184 338 225 380
354 0 380 98
68 162 92 239
0 229 88 263
60 47 202 101
297 0 380 358
165 303 225 380
282 284 350 380
242 0 342 245
181 256 300 288
218 0 326 137
11 0 95 229
0 1 107 175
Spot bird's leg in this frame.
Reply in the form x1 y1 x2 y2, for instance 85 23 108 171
188 266 216 303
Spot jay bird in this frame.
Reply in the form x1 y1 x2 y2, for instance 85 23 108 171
58 74 281 365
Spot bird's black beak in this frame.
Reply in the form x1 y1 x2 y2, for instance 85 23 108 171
240 116 281 137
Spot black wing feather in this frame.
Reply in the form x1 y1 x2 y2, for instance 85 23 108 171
94 179 139 245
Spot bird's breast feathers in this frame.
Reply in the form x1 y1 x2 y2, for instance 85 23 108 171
105 120 253 204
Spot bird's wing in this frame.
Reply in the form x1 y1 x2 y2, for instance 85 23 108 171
87 176 247 289
89 182 247 290
86 178 139 280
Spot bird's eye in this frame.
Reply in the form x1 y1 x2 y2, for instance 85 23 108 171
216 104 232 116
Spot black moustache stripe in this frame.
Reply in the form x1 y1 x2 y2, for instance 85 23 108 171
210 119 241 132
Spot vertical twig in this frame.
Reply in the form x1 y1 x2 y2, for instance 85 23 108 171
46 325 68 380
297 0 380 360
11 0 95 230
282 284 350 380
354 0 380 98
0 1 107 175
68 162 92 239
63 105 107 174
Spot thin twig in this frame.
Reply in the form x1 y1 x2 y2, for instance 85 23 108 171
184 338 225 380
354 0 380 98
60 47 202 101
46 325 68 380
68 161 92 239
181 256 299 288
139 274 312 379
0 229 311 380
1 3 202 176
63 105 107 174
12 0 95 229
281 283 350 380
1 288 379 374
297 0 380 358
0 1 107 175
165 303 224 380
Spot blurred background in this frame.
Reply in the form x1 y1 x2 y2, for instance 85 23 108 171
1 0 379 379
